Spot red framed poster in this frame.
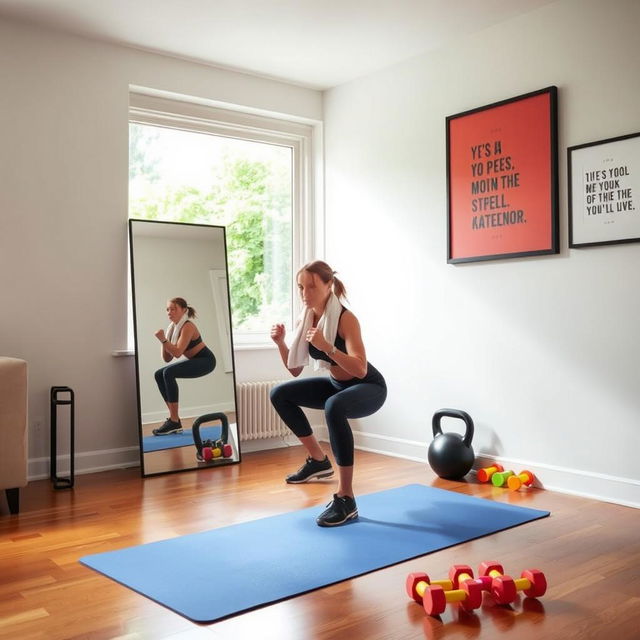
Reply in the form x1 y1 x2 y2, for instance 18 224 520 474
447 86 559 263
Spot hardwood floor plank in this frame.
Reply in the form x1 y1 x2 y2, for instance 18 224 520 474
0 607 49 628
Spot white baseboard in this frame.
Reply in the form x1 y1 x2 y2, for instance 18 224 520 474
28 429 639 510
239 434 300 453
29 433 293 482
142 402 234 424
314 426 640 510
29 446 140 481
473 454 640 510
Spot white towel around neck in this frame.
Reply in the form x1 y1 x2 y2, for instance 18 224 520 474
287 293 343 371
166 312 190 345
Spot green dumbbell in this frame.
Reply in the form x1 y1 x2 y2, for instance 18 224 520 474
491 470 514 487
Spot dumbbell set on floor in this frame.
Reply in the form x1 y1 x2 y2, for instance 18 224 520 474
406 561 547 616
477 561 547 604
200 439 233 461
477 464 536 490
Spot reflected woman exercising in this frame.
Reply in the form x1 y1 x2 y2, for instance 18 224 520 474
153 297 216 435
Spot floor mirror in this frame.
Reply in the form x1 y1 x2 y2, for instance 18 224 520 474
129 219 240 476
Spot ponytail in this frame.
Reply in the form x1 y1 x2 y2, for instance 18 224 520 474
332 275 346 301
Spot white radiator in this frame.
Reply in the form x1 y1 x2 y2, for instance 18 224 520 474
236 380 289 440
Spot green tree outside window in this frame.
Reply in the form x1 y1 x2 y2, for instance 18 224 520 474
129 123 292 332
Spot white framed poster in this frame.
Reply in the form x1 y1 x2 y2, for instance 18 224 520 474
568 132 640 247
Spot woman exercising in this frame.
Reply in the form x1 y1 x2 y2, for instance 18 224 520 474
152 297 216 435
270 261 387 527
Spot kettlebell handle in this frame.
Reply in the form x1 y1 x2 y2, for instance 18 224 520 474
432 408 474 447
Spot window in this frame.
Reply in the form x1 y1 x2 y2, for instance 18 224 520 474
128 91 317 347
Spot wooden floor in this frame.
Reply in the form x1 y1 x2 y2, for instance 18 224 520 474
1 446 639 640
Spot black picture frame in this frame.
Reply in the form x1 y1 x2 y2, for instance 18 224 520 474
128 218 241 477
446 86 559 263
568 131 640 248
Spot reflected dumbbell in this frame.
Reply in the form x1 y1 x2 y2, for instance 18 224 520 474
201 439 233 461
202 446 221 461
478 561 547 605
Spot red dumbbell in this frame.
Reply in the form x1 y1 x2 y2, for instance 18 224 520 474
405 572 453 604
447 565 485 611
479 561 547 605
202 446 222 461
477 463 504 483
449 564 492 591
422 565 483 616
507 470 535 491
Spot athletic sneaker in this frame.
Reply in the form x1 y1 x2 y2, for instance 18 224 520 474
316 494 358 527
152 418 183 436
285 456 334 483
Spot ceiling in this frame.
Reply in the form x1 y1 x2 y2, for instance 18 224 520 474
0 0 556 89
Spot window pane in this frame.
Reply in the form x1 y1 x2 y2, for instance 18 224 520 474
129 123 292 333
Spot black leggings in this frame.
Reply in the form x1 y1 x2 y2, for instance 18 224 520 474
154 347 216 404
270 364 386 466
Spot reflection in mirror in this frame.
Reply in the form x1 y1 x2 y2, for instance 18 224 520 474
129 219 240 476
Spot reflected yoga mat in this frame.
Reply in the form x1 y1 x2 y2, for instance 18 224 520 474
80 484 549 623
142 425 222 453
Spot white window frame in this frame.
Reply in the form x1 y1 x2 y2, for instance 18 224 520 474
128 90 320 349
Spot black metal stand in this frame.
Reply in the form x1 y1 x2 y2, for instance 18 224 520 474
50 386 75 489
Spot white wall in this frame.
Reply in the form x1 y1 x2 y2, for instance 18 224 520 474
323 0 640 506
0 17 319 477
2 2 638 508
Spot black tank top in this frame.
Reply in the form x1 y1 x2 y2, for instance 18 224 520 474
181 321 202 350
308 307 347 365
187 335 202 350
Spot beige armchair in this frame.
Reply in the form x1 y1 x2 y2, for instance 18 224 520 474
0 357 28 514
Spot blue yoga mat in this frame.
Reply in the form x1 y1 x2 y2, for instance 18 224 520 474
80 484 549 622
142 425 222 453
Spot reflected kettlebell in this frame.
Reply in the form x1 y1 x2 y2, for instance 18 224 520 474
428 408 475 480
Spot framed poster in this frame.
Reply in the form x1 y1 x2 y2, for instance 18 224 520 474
568 132 640 248
446 86 559 263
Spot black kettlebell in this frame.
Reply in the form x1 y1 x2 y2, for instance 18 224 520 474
428 408 475 480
